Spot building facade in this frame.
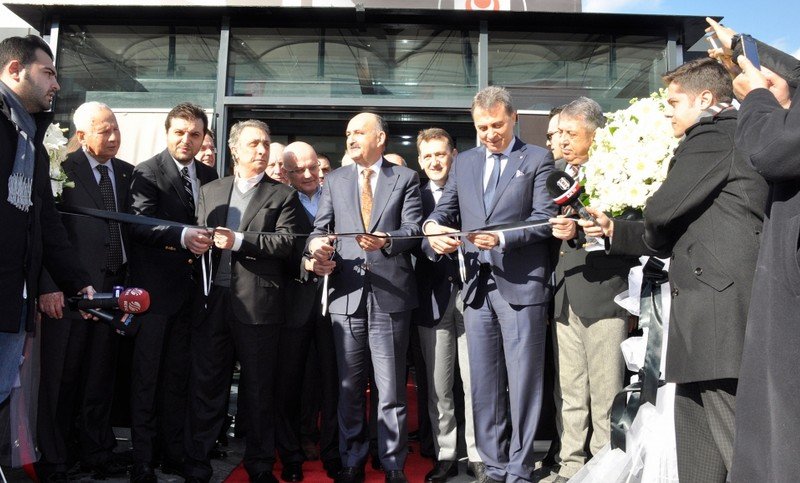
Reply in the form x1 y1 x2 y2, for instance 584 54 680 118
7 1 708 173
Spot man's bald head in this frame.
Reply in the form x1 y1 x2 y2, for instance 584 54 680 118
282 141 321 197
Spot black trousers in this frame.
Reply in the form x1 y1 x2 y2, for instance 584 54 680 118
184 287 280 481
37 271 123 473
130 286 194 466
276 293 339 465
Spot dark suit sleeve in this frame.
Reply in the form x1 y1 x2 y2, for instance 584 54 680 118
38 162 91 294
239 189 302 260
736 87 800 182
306 179 334 252
383 171 423 256
503 151 558 249
128 162 184 247
427 156 462 229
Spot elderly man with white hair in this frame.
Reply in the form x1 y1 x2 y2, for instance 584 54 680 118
36 101 134 482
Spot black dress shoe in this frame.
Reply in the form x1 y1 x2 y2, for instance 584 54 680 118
92 458 129 478
129 463 157 483
281 462 304 482
42 472 70 483
159 459 185 477
184 477 208 483
252 470 279 483
466 461 485 480
334 466 365 483
323 458 343 479
424 460 458 483
384 470 408 483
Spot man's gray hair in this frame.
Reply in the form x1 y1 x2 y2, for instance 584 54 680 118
228 119 271 150
73 101 112 132
560 97 605 131
472 86 515 116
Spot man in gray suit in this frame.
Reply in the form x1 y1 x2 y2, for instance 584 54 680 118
307 112 422 483
548 98 638 481
424 86 558 483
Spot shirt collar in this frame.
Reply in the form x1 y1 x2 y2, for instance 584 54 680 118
357 157 383 176
85 148 113 172
297 185 322 202
485 141 515 161
428 180 444 192
235 171 265 193
172 156 195 178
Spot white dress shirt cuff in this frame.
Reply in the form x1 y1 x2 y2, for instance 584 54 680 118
232 232 244 251
496 231 505 250
180 227 188 249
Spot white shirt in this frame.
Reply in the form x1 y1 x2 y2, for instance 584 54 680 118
235 171 265 194
429 180 445 205
482 143 514 190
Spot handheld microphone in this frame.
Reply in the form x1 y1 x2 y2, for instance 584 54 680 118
84 308 141 337
546 170 597 223
67 287 150 314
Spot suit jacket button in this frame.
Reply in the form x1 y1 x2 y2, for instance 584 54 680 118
448 276 453 281
187 259 193 264
671 288 679 297
694 267 703 275
312 277 319 283
560 251 565 256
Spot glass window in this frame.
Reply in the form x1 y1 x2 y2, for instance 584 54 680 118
55 24 219 123
228 27 478 101
489 32 668 111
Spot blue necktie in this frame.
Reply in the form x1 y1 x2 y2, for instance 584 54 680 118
483 153 502 211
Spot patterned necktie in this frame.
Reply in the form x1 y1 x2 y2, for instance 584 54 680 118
483 153 502 210
96 164 123 272
181 166 195 212
360 168 374 231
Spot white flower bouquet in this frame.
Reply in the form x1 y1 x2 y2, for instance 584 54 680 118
583 89 679 217
44 122 73 199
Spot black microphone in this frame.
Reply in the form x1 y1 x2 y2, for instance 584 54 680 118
83 308 141 337
67 287 150 314
546 170 597 223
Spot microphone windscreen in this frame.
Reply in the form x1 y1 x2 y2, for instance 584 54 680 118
546 170 582 206
117 288 150 313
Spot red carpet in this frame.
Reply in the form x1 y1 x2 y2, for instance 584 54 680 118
225 379 428 482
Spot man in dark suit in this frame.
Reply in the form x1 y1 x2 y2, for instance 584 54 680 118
307 112 422 483
183 119 301 483
715 30 800 482
127 102 218 482
413 128 481 483
0 35 93 410
548 98 638 481
36 102 132 482
275 141 341 481
424 86 558 483
582 58 768 483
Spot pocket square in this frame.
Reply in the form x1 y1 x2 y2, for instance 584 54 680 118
514 169 525 178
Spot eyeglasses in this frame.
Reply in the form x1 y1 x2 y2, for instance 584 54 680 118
546 131 558 141
285 163 321 176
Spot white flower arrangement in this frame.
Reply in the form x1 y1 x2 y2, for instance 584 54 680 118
44 122 73 199
583 89 680 217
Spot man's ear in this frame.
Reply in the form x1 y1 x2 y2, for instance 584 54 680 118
698 89 715 109
76 129 87 144
5 59 23 81
377 130 387 147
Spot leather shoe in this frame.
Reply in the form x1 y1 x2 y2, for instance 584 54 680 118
385 470 408 483
334 466 365 483
466 461 485 479
92 458 129 478
323 458 343 479
281 462 304 482
42 472 69 483
252 470 279 483
159 459 184 477
184 477 208 483
129 463 157 483
425 460 458 483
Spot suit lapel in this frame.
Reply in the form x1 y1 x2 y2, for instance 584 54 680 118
421 184 435 217
207 177 234 227
341 165 362 230
111 158 130 210
240 177 273 230
159 152 195 216
471 147 488 217
487 138 526 217
67 152 105 209
368 163 399 232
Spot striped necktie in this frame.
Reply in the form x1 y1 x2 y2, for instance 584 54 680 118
181 166 195 212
